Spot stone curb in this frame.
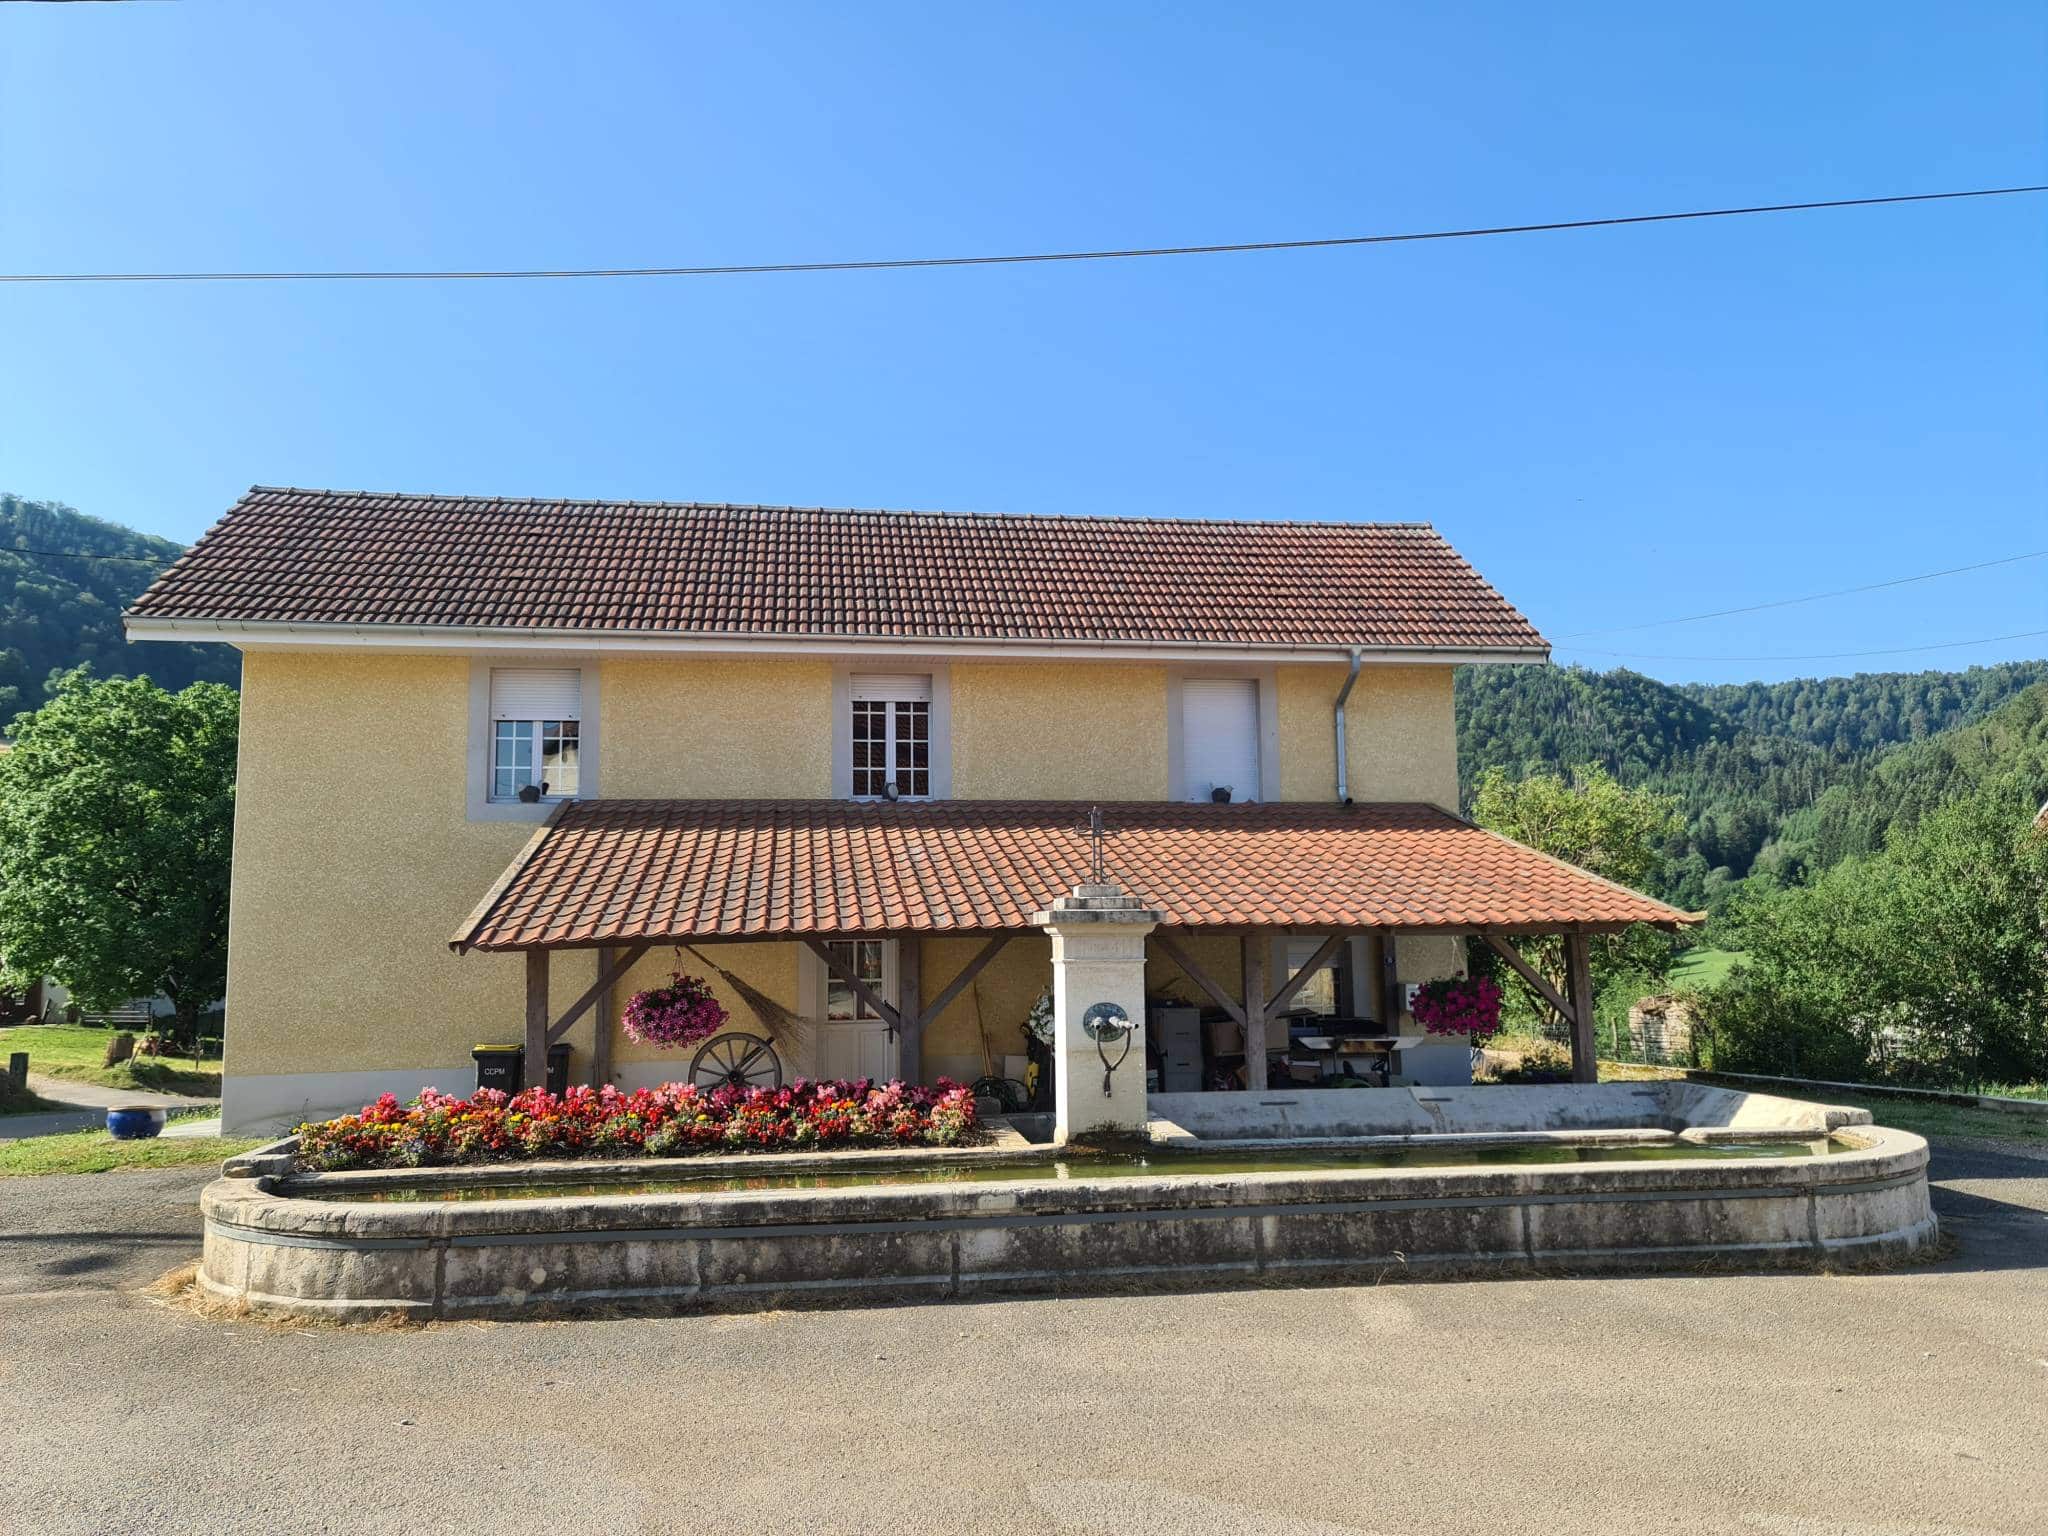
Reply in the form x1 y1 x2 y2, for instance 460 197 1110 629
1675 1068 2048 1120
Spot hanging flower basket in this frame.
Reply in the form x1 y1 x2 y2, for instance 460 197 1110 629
621 971 729 1049
1409 976 1504 1041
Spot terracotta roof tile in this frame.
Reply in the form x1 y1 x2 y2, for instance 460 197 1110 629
129 487 1547 652
451 800 1691 950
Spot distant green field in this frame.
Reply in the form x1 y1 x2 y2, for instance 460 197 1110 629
0 1024 221 1097
1668 948 1744 989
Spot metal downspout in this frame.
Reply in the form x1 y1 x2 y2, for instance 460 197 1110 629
1333 648 1363 804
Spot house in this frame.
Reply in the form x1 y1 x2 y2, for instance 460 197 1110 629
126 487 1690 1135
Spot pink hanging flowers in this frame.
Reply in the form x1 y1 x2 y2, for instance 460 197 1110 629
620 970 729 1048
1409 975 1504 1040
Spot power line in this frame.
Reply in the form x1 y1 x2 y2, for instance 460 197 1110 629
1553 627 2048 664
1552 549 2048 639
3 185 2042 285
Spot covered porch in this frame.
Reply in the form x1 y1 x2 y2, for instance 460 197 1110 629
449 798 1694 1110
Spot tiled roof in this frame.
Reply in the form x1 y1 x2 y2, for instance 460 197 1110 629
451 800 1692 951
128 487 1547 652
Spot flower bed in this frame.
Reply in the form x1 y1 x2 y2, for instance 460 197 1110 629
294 1078 980 1172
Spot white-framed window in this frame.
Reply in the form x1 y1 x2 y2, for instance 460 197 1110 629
1181 677 1261 803
489 668 581 802
823 940 887 1022
1285 937 1344 1017
850 674 932 800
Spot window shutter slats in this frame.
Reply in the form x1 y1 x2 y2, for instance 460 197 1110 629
491 668 581 721
1182 678 1260 802
850 673 932 703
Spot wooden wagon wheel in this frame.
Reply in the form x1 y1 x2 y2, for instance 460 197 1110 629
688 1032 783 1090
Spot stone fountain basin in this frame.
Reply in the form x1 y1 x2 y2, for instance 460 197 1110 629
197 1084 1934 1322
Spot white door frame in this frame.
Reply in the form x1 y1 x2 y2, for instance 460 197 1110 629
798 939 903 1081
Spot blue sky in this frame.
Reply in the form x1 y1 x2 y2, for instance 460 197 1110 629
3 2 2043 684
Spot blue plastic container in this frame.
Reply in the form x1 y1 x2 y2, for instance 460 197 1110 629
106 1107 167 1140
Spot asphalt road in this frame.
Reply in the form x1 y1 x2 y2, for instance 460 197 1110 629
1 1141 2043 1536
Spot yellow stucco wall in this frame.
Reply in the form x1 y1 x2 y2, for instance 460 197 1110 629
915 934 1053 1080
602 656 832 799
950 662 1168 799
1275 663 1459 809
226 651 559 1077
225 649 1462 1089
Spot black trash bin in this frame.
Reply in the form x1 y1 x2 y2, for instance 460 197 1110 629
473 1043 522 1095
473 1042 574 1095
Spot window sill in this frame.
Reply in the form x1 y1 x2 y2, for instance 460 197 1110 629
469 797 568 825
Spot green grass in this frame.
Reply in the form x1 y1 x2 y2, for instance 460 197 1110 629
0 1023 221 1097
0 1124 263 1177
1667 948 1745 989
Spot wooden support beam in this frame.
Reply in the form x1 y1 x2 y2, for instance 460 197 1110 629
523 948 550 1090
1151 932 1247 1029
920 935 1012 1030
1265 931 1350 1019
1241 934 1269 1091
1481 933 1574 1025
1564 930 1597 1084
591 947 621 1087
803 938 905 1035
546 941 651 1047
898 939 923 1083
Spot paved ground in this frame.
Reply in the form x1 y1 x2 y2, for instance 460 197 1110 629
1 1141 2043 1536
0 1071 219 1140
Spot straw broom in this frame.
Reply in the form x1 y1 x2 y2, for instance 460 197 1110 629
678 943 816 1063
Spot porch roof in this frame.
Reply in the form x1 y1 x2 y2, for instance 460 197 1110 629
450 799 1696 952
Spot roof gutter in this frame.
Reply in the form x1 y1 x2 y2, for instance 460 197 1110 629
1333 647 1364 805
120 614 1552 668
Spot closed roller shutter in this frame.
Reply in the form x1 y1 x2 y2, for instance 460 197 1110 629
850 673 932 702
491 668 581 720
1183 678 1259 802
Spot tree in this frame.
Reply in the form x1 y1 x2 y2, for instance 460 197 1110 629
1468 762 1683 1036
0 669 238 1047
1700 778 2048 1085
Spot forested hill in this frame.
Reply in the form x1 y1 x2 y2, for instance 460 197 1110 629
1675 664 2048 754
0 494 236 716
1779 679 2048 870
1456 661 2048 908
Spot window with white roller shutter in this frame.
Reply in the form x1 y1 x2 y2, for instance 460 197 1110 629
1181 678 1260 803
849 673 932 799
489 668 581 801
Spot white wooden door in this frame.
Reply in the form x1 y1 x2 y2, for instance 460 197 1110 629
817 939 901 1082
819 1020 898 1082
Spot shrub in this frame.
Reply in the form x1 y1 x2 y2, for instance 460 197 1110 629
1486 1042 1573 1084
294 1078 980 1172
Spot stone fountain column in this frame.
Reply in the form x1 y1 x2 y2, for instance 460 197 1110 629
1032 882 1164 1143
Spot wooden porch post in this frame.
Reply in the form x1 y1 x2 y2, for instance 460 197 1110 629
592 946 617 1089
523 948 550 1090
898 938 923 1084
1564 930 1596 1084
1241 934 1269 1091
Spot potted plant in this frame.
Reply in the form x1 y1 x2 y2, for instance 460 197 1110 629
621 971 729 1048
1408 976 1504 1042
